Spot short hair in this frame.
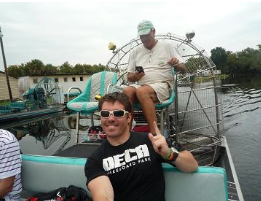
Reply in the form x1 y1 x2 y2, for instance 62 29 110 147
98 92 133 113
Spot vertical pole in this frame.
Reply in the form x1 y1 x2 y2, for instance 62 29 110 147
0 25 13 101
174 74 179 146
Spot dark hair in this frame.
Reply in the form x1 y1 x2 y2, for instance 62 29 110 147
98 92 132 113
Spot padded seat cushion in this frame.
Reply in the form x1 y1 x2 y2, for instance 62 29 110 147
67 102 98 113
163 163 228 201
66 71 117 115
21 155 228 201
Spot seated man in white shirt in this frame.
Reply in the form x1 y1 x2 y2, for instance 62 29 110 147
123 20 186 134
0 129 22 201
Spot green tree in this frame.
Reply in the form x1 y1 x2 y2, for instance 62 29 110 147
210 47 228 73
254 47 261 72
22 63 29 76
59 61 72 74
45 64 58 75
25 59 45 76
73 64 85 74
92 64 105 73
257 44 261 51
7 65 24 78
226 47 261 75
226 52 239 74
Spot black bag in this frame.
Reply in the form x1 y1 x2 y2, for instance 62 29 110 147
66 185 91 201
26 185 92 201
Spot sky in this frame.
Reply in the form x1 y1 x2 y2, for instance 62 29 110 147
0 1 261 72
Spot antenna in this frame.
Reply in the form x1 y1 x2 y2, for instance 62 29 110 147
0 25 13 101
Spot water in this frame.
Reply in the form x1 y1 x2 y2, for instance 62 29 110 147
2 75 260 201
222 76 261 201
3 115 78 156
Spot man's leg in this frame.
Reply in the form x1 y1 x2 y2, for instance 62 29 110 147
136 85 158 134
123 86 138 130
123 86 138 103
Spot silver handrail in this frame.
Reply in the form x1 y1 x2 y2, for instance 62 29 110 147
66 87 82 102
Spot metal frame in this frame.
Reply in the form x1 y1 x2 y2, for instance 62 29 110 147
105 33 223 163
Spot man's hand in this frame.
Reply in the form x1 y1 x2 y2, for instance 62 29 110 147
167 57 180 66
148 122 198 172
135 71 145 80
148 121 169 158
168 57 186 73
127 72 145 82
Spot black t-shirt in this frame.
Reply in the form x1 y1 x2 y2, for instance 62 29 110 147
85 132 165 201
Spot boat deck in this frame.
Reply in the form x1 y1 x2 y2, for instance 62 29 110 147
228 181 239 201
54 143 100 158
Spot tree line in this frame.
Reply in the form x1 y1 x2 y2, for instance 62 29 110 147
210 45 261 75
6 44 261 78
7 60 106 78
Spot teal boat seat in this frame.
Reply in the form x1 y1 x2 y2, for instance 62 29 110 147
163 163 228 201
66 71 118 140
67 71 118 115
20 154 89 199
21 154 227 201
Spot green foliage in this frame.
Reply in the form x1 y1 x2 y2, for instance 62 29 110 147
73 64 85 74
210 44 261 75
59 61 73 74
7 65 24 78
7 43 261 78
210 47 228 73
45 64 58 75
8 59 106 78
25 59 45 76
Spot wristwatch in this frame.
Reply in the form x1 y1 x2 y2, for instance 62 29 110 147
165 147 179 162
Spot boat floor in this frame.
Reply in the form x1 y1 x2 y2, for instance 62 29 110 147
54 143 100 158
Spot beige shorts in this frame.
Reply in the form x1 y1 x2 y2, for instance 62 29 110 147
129 82 172 103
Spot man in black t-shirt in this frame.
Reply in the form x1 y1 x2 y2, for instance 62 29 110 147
85 92 198 201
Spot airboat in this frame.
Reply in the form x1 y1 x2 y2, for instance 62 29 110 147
0 77 63 126
20 32 244 201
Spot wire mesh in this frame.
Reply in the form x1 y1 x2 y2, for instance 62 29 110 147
105 32 224 165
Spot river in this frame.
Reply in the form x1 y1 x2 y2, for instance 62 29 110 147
222 75 261 201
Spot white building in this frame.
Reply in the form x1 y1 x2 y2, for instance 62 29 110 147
18 74 92 102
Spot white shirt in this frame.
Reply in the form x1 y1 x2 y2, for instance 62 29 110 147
127 41 184 85
0 129 22 201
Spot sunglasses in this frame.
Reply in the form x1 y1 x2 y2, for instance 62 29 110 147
99 110 129 118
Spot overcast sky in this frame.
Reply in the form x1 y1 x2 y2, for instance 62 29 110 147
0 1 261 72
